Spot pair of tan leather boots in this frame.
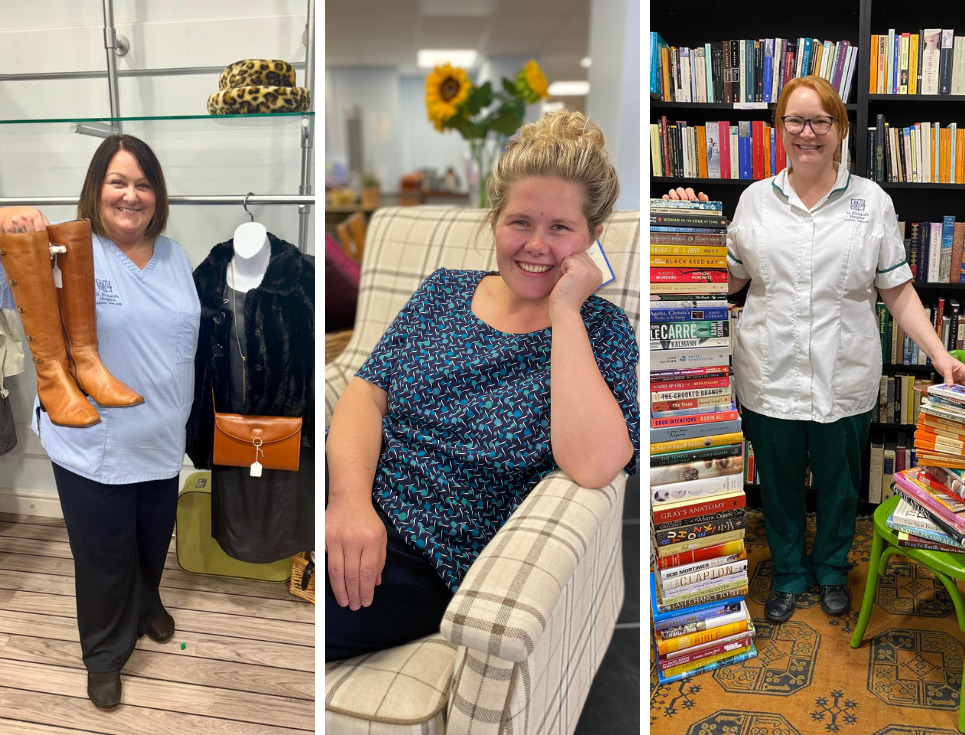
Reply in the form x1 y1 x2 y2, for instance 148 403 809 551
0 219 143 427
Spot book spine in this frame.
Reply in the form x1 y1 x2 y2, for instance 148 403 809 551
654 535 746 566
655 584 750 613
650 431 744 457
652 472 745 504
651 321 730 341
651 386 732 401
893 481 965 540
656 616 750 655
657 561 749 592
650 443 743 468
655 529 746 559
654 516 746 546
657 549 746 576
660 644 754 679
651 410 740 428
656 645 756 685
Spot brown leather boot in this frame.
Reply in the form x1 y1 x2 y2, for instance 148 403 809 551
0 231 100 427
47 220 144 408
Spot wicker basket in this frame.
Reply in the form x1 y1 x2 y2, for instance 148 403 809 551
289 551 316 604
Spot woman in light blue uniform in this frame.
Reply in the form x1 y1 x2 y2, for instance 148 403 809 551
0 135 200 708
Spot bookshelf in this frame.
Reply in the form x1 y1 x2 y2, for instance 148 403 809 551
650 1 965 512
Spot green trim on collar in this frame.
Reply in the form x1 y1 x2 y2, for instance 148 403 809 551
830 169 852 195
876 260 909 274
728 252 743 264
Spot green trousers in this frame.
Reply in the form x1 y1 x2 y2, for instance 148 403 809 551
741 407 873 594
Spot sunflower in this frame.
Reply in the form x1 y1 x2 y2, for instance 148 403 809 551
425 64 471 127
515 60 549 103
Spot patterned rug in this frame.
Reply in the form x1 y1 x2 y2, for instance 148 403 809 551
649 509 965 735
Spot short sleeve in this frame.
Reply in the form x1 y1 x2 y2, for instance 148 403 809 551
726 196 750 281
583 299 641 475
356 269 445 391
874 194 914 289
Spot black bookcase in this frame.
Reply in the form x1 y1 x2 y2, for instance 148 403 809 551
650 1 965 513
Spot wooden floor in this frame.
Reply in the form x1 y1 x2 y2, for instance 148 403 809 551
0 511 315 734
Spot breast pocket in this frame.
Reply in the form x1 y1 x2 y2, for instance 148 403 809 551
174 310 201 364
842 225 882 297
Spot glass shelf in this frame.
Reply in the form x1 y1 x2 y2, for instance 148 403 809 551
0 112 314 134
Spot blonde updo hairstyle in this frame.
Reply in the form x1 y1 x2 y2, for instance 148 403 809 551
487 110 619 238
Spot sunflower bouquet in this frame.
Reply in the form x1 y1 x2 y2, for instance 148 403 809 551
425 60 550 207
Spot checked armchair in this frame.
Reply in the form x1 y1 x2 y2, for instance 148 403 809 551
324 205 640 735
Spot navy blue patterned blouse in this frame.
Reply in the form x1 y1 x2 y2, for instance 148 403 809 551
356 269 639 591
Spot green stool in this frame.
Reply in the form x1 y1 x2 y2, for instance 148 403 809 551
850 493 965 733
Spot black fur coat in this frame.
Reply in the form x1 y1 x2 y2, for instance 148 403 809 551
185 234 314 469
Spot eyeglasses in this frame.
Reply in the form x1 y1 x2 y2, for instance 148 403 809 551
781 115 835 135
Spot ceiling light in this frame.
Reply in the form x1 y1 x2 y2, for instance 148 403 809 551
580 57 591 68
417 49 478 68
547 81 590 96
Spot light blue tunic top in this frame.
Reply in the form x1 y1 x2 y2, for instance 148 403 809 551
29 233 201 483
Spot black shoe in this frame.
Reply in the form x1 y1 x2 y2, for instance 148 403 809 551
87 671 121 709
145 608 175 643
764 589 799 623
820 584 851 616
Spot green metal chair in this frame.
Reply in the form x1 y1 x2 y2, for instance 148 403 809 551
850 493 965 732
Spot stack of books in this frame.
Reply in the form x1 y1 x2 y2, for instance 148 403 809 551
649 198 756 683
884 382 965 552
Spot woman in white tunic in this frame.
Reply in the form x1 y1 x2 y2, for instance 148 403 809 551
667 75 965 624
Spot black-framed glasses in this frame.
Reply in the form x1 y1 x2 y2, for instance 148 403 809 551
781 115 835 135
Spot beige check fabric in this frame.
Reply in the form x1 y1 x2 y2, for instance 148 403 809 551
324 205 639 734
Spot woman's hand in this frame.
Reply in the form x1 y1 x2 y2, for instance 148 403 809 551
932 351 965 386
663 187 710 202
549 252 602 317
325 496 387 610
0 206 50 233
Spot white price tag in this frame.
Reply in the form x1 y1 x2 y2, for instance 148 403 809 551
732 102 768 110
52 265 63 289
250 461 263 477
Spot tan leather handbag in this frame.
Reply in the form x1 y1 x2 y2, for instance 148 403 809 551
212 411 302 473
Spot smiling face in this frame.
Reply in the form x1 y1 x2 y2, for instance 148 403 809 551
98 149 156 247
494 176 596 305
781 86 842 175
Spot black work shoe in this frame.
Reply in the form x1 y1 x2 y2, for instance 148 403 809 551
820 584 851 616
87 671 121 709
145 608 175 643
764 589 799 623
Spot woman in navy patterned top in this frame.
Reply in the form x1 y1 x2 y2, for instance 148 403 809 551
325 111 639 660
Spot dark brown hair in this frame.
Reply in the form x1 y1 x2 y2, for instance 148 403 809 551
77 134 169 240
774 75 849 163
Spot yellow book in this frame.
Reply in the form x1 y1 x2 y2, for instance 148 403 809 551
650 124 663 176
661 46 672 101
909 33 919 95
870 34 878 93
957 130 965 182
662 644 752 678
649 243 728 257
654 529 746 559
899 33 910 94
650 281 728 295
941 128 952 182
655 615 750 656
651 431 743 455
650 255 728 268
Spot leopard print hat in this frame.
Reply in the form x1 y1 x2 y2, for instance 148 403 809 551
207 59 311 115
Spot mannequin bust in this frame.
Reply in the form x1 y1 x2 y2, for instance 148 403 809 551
227 222 270 293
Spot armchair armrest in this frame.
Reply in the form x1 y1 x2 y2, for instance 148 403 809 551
440 470 627 662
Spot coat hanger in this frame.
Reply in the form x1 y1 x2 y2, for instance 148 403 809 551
234 192 268 259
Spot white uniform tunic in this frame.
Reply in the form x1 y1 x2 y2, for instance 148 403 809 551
728 165 913 423
31 233 201 483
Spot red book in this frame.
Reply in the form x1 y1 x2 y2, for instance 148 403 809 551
718 121 731 178
651 409 740 428
775 128 787 174
650 268 730 283
650 376 732 392
751 120 765 179
651 490 747 526
661 116 671 175
659 634 753 671
655 534 747 568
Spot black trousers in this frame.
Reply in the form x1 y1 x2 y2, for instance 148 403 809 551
52 463 178 673
325 457 453 662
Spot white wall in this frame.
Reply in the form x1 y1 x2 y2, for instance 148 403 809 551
0 1 315 513
587 0 641 211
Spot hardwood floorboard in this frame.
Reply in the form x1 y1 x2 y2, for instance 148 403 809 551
0 660 315 729
0 691 309 735
0 634 314 700
0 513 316 732
0 552 299 603
0 611 315 672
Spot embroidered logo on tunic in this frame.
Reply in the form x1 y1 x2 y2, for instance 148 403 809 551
95 278 121 306
845 198 870 224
